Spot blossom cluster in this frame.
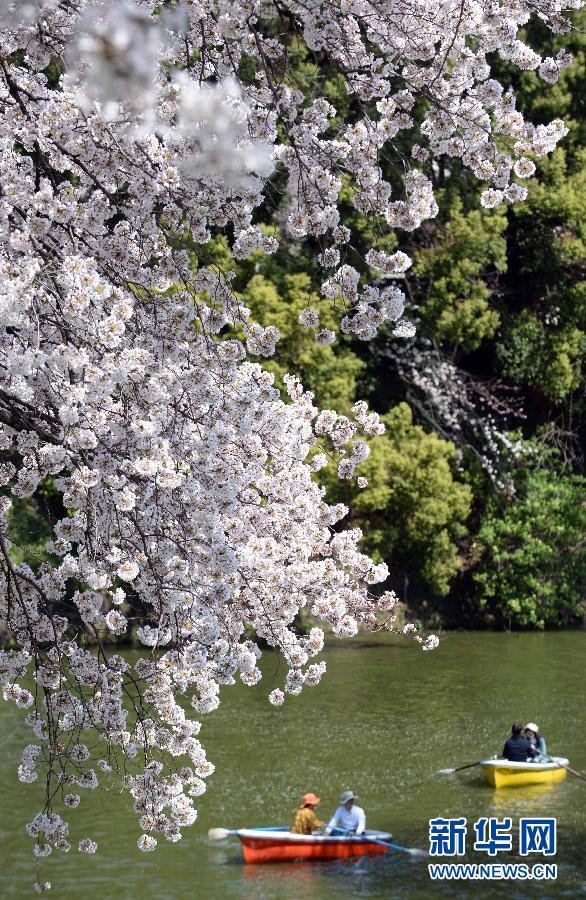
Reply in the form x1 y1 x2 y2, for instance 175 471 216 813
0 0 579 886
0 0 578 336
395 341 529 487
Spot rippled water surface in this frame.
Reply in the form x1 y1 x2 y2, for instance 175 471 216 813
1 631 584 898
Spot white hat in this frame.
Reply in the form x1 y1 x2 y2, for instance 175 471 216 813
525 722 539 733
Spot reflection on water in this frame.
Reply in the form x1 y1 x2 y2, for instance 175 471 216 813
241 859 347 892
0 631 585 898
238 854 415 900
491 781 558 809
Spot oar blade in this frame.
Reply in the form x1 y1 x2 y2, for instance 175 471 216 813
208 827 234 840
438 767 456 774
406 847 429 859
566 766 586 783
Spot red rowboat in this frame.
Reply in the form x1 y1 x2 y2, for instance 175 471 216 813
237 827 392 863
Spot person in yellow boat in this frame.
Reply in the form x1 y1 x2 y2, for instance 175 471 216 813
525 723 548 762
291 793 324 835
503 722 536 761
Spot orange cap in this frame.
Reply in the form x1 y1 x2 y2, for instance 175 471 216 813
300 792 320 808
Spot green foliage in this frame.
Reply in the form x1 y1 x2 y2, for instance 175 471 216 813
326 403 472 596
241 272 364 411
497 309 585 401
413 197 506 351
6 497 54 567
493 13 586 402
471 470 586 628
500 147 586 401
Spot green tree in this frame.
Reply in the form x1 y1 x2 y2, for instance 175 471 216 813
471 469 586 628
494 16 586 403
496 147 586 402
413 196 506 352
497 306 585 402
241 272 364 411
326 403 472 596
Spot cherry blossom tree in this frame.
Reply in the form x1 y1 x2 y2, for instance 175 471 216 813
0 0 580 888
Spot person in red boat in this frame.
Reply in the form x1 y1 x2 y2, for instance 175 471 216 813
326 790 366 835
291 793 324 835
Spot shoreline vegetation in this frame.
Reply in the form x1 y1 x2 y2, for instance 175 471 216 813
6 475 585 637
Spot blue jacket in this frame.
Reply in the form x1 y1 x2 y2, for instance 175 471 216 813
529 735 547 761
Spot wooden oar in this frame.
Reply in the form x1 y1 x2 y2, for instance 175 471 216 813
439 761 483 775
330 826 428 859
540 755 586 783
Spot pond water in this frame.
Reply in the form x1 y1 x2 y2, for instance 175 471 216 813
0 631 584 898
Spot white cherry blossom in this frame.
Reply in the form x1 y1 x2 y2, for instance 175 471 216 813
0 0 579 886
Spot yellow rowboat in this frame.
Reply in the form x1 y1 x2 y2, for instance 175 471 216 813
481 757 569 789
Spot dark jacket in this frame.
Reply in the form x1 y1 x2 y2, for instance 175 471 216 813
503 735 535 762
